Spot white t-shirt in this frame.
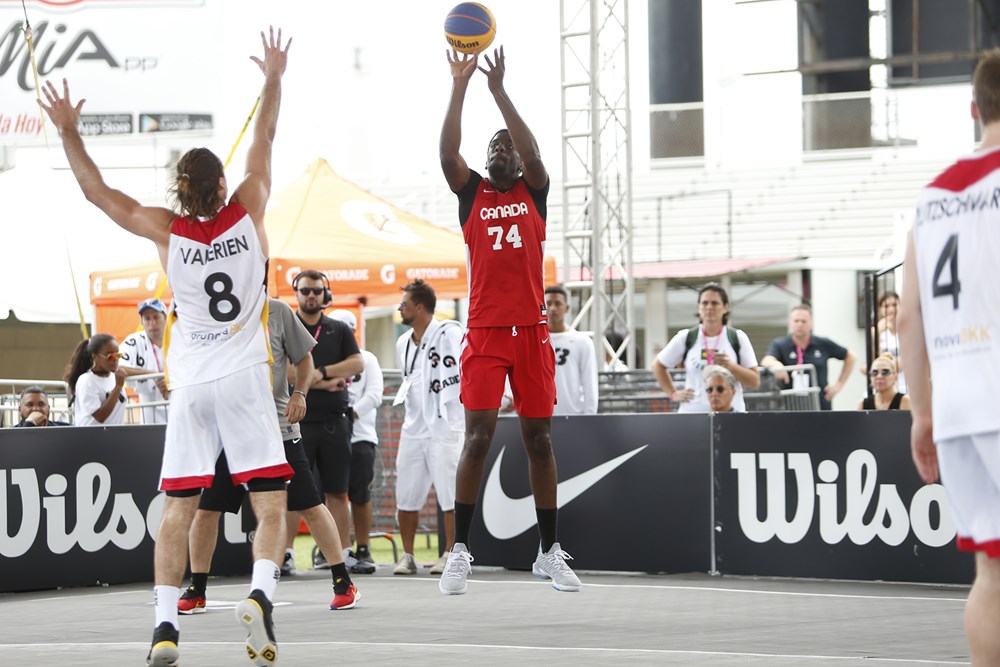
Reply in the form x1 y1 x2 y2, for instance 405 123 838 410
74 370 127 426
656 326 758 413
120 330 168 424
348 349 384 445
913 146 1000 441
551 329 599 415
397 332 430 439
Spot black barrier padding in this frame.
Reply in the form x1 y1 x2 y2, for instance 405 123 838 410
714 411 974 584
469 413 712 573
0 425 251 593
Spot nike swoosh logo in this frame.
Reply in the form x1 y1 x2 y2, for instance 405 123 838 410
482 444 648 540
541 338 549 344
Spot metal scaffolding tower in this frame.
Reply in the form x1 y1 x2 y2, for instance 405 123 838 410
559 0 635 368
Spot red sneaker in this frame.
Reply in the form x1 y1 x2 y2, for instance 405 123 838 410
329 582 359 610
178 585 206 615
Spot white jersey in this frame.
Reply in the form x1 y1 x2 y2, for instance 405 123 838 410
550 329 599 415
120 330 168 424
656 326 758 413
74 370 127 426
347 349 384 445
912 146 1000 441
164 203 270 389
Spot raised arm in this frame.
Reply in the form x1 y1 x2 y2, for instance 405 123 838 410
232 26 292 236
480 46 547 190
440 50 477 192
39 79 173 249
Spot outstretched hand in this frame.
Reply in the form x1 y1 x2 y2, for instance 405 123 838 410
447 49 478 82
249 26 291 79
478 45 506 93
37 79 85 133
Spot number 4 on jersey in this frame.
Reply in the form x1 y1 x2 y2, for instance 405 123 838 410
487 224 523 250
931 234 960 310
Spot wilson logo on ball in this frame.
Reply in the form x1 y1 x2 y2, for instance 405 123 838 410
444 2 496 55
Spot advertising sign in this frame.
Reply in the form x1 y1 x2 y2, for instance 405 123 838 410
0 0 219 144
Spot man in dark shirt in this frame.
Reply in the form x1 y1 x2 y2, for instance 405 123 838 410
14 387 70 427
761 303 856 410
293 269 364 567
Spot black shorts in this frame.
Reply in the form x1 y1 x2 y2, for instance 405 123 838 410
348 440 377 505
199 438 324 513
300 416 352 495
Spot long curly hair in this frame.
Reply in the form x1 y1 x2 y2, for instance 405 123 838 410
169 147 225 219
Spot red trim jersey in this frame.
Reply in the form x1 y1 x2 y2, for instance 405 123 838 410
912 146 1000 441
164 202 271 389
457 170 549 327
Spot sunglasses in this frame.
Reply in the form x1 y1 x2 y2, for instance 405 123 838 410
298 287 324 296
100 351 123 360
869 368 893 377
705 385 730 394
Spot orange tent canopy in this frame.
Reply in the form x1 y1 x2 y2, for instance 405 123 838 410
90 159 556 342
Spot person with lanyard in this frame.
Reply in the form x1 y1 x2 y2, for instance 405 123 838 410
652 283 760 413
292 269 364 570
761 303 857 410
120 297 170 424
392 279 464 576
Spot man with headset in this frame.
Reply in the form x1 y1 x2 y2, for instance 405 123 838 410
293 269 364 568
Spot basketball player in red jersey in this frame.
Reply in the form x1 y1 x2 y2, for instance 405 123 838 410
40 28 292 667
437 46 581 595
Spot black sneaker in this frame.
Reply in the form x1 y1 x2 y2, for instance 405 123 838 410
146 621 179 666
280 550 296 576
312 545 330 570
348 548 376 574
236 589 277 666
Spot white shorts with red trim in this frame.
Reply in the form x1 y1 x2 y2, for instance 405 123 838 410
159 363 292 491
937 430 1000 558
395 430 463 512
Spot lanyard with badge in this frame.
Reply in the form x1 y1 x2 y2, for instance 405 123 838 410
393 337 421 406
792 336 811 390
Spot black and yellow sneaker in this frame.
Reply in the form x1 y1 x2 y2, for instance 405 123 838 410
236 588 277 666
146 621 179 666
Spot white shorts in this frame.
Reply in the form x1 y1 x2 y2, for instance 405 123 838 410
937 430 1000 558
395 431 463 512
160 363 291 491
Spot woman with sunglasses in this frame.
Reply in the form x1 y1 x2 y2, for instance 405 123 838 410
703 365 739 413
64 333 129 426
857 352 910 411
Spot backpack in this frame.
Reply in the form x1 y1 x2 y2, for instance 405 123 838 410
682 326 741 363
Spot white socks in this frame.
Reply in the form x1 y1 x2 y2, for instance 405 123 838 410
153 585 180 630
250 559 280 600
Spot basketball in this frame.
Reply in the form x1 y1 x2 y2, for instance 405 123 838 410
444 3 496 55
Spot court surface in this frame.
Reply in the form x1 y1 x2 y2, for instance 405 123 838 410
0 566 970 666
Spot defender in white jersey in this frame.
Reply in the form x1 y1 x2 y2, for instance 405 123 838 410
898 48 1000 666
544 285 599 415
40 27 293 667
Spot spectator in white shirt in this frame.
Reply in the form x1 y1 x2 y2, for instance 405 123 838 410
544 285 598 415
64 334 128 426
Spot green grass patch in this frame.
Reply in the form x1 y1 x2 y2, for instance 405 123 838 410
291 532 443 571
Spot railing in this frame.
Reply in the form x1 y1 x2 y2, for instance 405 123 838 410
0 374 168 426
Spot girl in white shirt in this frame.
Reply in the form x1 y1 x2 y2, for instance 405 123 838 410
65 333 128 426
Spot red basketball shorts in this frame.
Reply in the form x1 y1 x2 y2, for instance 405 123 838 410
460 324 556 418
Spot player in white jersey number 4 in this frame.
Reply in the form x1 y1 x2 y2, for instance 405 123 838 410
40 27 293 667
899 48 1000 666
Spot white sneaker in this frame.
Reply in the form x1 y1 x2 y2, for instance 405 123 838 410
532 542 582 592
343 548 358 570
280 549 296 576
393 552 417 575
428 553 448 575
439 543 473 595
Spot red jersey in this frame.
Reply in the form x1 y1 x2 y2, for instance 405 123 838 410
458 171 548 327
